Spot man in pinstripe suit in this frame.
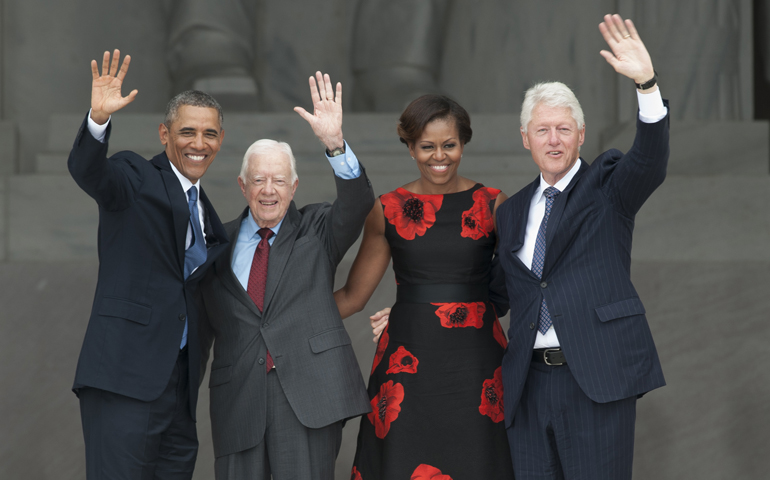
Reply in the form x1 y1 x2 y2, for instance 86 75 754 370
496 14 669 479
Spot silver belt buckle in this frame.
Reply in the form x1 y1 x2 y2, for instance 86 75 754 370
543 348 564 366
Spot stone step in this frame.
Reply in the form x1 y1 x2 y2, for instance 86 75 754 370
41 114 770 176
45 113 529 158
7 172 770 262
602 119 770 176
0 121 18 175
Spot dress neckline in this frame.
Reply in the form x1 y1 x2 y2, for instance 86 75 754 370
396 183 482 197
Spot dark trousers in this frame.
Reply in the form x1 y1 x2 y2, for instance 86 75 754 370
214 370 343 480
79 348 198 480
507 361 637 480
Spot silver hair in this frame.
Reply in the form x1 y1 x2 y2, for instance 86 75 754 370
164 90 224 127
520 82 585 133
239 139 298 183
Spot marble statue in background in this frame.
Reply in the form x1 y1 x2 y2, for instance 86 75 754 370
350 0 449 112
628 0 745 120
162 0 753 118
164 0 261 109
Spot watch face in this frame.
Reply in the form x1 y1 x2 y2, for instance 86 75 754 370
330 147 345 157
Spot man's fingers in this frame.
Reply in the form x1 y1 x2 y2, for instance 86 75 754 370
109 49 120 77
91 60 100 80
323 73 334 102
101 51 110 77
315 71 325 100
335 82 342 106
625 19 639 39
116 55 131 82
308 76 321 105
126 89 139 103
599 50 619 69
293 106 313 123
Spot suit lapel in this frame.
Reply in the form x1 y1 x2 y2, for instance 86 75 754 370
542 159 588 277
508 177 540 254
263 202 301 313
219 208 262 318
152 153 188 273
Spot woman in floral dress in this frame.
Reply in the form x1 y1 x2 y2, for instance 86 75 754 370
335 95 514 480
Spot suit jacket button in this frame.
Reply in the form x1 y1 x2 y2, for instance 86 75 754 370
263 322 269 328
178 314 186 321
530 323 535 330
258 358 265 365
540 281 547 288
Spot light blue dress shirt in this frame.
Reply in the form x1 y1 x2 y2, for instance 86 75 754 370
231 142 361 288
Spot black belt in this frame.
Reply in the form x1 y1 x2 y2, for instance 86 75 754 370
396 284 489 304
532 348 567 366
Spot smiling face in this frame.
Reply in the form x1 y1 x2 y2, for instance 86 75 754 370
159 105 224 183
522 103 585 185
408 118 464 191
238 151 298 228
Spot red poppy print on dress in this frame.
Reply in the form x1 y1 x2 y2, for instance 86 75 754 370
367 380 404 439
493 317 508 349
411 464 453 480
381 188 443 240
460 187 501 240
386 346 419 374
350 466 362 480
431 302 486 329
371 323 390 375
479 366 504 423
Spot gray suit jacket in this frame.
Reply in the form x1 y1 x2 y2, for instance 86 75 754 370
198 166 374 458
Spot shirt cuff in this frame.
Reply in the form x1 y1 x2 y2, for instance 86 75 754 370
637 89 667 124
87 109 110 143
325 140 361 179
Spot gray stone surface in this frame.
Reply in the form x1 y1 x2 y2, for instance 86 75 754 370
0 177 5 261
601 120 770 175
0 121 18 175
2 259 769 480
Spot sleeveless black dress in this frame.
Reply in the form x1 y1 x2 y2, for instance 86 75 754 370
350 184 514 480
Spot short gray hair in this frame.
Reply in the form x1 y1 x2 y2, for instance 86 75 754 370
240 139 298 183
164 90 224 127
520 82 584 133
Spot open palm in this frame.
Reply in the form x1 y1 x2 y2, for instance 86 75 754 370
90 49 138 123
294 71 344 151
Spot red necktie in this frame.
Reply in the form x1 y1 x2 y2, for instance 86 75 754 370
247 228 274 371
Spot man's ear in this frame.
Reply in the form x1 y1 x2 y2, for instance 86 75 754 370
521 127 531 150
159 123 169 146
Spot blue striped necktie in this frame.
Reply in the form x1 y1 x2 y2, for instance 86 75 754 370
532 186 560 334
181 185 207 348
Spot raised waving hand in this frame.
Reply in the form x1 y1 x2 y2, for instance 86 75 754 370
598 14 656 88
294 71 345 151
90 49 138 125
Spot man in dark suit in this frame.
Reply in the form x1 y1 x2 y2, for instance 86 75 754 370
68 50 229 479
496 15 669 479
197 72 374 480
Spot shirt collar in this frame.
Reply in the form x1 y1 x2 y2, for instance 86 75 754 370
169 161 200 196
535 158 582 201
242 212 284 240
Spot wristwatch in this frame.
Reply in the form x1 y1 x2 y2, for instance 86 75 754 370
635 71 657 90
327 145 345 157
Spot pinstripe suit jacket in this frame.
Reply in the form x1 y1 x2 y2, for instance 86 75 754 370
497 107 670 427
198 166 374 458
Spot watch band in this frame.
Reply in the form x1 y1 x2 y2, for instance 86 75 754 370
635 71 657 90
328 146 345 157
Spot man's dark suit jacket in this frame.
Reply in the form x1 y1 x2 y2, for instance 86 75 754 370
198 167 374 458
497 105 670 427
68 114 229 417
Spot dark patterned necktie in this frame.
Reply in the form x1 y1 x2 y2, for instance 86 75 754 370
247 227 274 371
532 186 560 334
182 186 207 348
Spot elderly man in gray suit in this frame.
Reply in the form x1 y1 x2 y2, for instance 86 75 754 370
198 71 374 480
